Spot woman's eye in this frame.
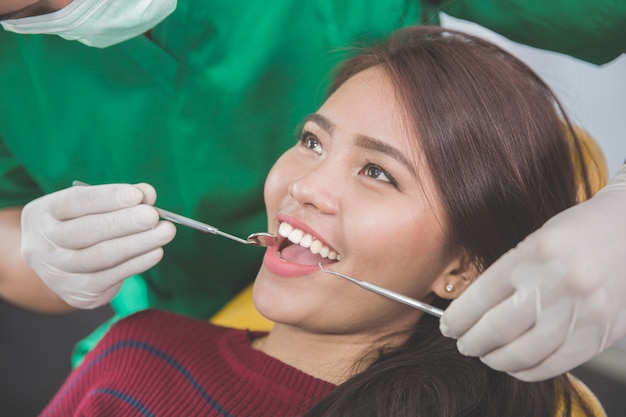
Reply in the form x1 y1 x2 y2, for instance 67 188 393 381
359 163 398 187
300 132 323 155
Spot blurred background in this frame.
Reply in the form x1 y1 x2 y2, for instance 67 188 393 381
1 14 625 417
442 14 626 178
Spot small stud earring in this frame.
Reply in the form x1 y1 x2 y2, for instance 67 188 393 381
445 283 454 293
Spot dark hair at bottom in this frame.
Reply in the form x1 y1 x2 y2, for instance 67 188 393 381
303 26 597 417
305 314 595 416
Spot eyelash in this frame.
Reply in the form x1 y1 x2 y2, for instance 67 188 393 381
298 130 400 189
358 158 399 189
299 130 323 155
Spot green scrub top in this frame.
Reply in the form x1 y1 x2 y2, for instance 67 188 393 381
0 0 623 365
441 0 626 65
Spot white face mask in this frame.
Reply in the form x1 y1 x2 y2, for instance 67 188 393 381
0 0 177 48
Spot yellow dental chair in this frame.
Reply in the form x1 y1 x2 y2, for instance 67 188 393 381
210 284 273 331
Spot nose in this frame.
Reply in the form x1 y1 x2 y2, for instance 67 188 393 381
288 164 339 214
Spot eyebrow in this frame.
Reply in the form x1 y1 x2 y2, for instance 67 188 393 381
302 113 416 176
355 135 416 176
302 113 335 135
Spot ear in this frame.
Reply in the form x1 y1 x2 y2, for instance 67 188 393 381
430 250 478 300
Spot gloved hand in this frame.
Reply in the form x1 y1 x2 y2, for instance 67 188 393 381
440 164 626 381
21 183 176 309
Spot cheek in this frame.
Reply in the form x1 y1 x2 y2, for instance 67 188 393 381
347 205 448 294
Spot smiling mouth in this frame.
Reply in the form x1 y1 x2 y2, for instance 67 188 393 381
277 222 341 265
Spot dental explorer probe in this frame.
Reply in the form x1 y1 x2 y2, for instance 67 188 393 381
318 264 444 318
72 181 277 247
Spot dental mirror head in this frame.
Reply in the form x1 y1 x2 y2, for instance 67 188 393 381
247 232 278 247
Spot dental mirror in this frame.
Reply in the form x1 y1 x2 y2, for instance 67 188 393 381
246 232 278 247
155 207 277 247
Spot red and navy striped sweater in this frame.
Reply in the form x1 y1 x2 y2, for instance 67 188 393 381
40 309 335 416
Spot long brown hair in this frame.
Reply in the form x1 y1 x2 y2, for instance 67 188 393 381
304 26 596 417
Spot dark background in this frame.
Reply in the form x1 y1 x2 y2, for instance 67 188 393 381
1 298 625 416
0 299 112 416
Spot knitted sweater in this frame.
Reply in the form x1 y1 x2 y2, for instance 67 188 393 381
39 310 335 417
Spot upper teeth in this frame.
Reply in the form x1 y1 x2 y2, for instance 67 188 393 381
278 222 341 261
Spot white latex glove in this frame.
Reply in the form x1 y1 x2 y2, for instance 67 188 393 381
21 183 176 309
440 164 626 381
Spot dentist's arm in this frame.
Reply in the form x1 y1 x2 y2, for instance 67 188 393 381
0 207 72 312
440 164 626 381
11 183 175 310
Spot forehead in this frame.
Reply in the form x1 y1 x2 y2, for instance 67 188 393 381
319 67 408 142
320 66 444 199
319 67 420 160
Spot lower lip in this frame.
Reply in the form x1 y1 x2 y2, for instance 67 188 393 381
263 247 322 277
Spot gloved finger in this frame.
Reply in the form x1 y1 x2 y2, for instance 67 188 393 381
61 282 124 310
48 183 146 220
132 182 157 205
478 300 577 373
54 221 176 274
48 204 161 249
79 248 166 295
455 289 536 357
54 248 167 309
508 337 603 382
509 358 583 382
440 250 518 338
505 299 618 381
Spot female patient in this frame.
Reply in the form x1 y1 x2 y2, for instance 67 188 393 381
40 26 602 417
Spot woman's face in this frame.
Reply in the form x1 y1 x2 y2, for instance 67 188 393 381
254 67 460 337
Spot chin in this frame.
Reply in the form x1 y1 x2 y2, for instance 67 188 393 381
252 268 323 326
252 269 295 321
